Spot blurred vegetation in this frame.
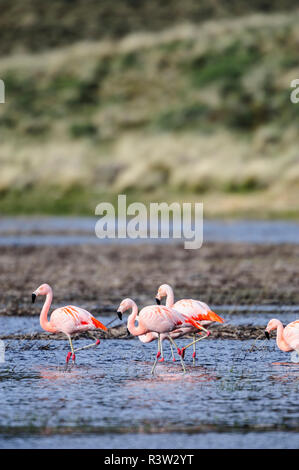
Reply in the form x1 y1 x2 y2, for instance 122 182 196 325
0 8 299 216
1 0 299 55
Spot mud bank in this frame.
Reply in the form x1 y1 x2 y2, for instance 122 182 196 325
1 242 299 316
1 323 267 341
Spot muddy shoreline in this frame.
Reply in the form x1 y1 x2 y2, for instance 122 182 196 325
0 323 267 341
1 242 299 317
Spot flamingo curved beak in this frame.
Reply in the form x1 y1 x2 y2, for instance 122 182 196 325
32 293 36 304
127 328 130 336
265 330 270 340
155 298 161 305
117 311 122 321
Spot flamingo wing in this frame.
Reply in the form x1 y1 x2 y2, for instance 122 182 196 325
51 306 107 333
140 305 185 333
174 299 224 323
284 320 299 349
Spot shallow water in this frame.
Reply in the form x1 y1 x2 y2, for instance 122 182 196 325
0 324 299 449
1 213 299 449
1 217 299 245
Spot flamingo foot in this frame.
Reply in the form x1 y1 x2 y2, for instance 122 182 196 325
207 331 211 337
158 357 164 363
156 351 161 359
95 339 100 346
66 352 72 363
192 351 196 365
177 348 182 356
181 348 186 359
172 357 176 362
72 353 76 363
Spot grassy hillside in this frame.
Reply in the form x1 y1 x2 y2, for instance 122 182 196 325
1 11 299 216
1 0 298 55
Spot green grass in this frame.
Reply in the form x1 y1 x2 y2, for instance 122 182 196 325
0 186 109 215
188 42 261 88
153 104 210 131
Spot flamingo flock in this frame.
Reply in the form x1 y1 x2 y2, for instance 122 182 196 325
31 282 299 374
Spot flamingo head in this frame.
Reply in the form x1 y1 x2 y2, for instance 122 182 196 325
32 283 52 303
155 284 171 305
116 298 135 320
265 318 281 339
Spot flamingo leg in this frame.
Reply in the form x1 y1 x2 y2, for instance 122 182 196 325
159 338 165 362
196 324 210 334
193 334 196 365
73 339 100 353
65 334 76 366
151 334 161 375
169 340 176 362
169 337 186 373
181 332 209 355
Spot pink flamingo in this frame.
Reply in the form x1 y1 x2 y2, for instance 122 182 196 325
117 298 209 374
32 283 107 365
155 284 224 363
265 319 299 356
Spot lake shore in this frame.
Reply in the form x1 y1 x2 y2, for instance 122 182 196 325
0 323 267 341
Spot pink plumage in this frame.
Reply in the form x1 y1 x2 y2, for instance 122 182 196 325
265 318 299 353
154 284 224 362
117 298 189 373
32 283 107 365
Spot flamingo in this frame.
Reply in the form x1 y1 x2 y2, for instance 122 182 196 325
116 298 209 374
32 283 107 365
155 284 224 363
265 319 299 357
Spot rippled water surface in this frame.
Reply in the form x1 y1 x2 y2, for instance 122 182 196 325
1 215 299 449
1 318 299 449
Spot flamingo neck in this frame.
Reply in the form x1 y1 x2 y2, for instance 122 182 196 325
40 289 56 333
275 321 292 352
127 301 147 336
165 285 174 308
